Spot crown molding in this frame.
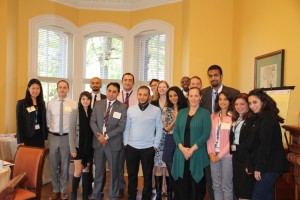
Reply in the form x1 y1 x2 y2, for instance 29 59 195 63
50 0 182 11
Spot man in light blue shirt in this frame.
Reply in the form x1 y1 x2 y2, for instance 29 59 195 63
123 86 162 200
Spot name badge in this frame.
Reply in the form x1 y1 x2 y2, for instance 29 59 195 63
102 125 106 133
64 106 72 113
35 124 40 130
26 106 36 113
221 123 231 130
113 112 121 119
231 144 236 152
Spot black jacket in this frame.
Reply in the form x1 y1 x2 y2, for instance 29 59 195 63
16 99 48 144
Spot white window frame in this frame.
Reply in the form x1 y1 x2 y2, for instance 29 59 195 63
28 14 78 100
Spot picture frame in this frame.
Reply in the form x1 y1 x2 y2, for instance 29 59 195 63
254 49 285 88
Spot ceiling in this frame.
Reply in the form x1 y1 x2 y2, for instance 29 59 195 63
50 0 181 11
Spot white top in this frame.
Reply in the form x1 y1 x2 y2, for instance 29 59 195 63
47 97 77 133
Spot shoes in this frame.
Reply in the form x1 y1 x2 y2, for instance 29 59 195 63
49 192 60 200
119 188 124 198
61 193 68 200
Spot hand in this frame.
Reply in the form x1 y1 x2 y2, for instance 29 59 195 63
44 140 49 148
71 152 77 158
97 133 108 145
180 146 192 160
254 171 261 181
245 168 252 175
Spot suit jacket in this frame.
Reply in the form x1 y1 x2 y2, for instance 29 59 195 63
230 117 256 170
90 99 127 151
16 99 48 144
201 85 240 113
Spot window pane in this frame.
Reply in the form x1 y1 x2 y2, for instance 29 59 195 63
41 82 58 104
136 33 166 81
38 28 70 78
84 35 123 80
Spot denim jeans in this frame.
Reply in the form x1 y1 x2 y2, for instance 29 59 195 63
252 172 280 200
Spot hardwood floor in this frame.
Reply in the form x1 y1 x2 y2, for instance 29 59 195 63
41 163 210 200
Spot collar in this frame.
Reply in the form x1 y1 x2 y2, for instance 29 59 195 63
212 85 223 94
138 103 149 111
106 99 116 105
58 97 70 102
92 92 100 96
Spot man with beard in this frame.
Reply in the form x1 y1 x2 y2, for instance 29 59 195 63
180 76 190 98
201 65 240 200
89 77 107 197
123 86 162 200
90 77 107 108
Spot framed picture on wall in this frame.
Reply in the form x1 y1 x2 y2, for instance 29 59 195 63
254 49 285 88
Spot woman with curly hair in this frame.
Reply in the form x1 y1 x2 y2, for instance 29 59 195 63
248 89 288 200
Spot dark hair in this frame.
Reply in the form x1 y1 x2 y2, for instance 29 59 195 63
187 87 202 96
232 93 253 121
138 85 150 95
78 91 92 108
248 89 284 123
107 82 120 93
57 80 69 88
180 76 190 83
122 72 135 83
207 65 223 76
166 86 188 110
25 79 45 109
149 79 159 86
214 91 233 113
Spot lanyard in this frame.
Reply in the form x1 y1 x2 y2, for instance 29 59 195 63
214 114 222 152
35 107 38 125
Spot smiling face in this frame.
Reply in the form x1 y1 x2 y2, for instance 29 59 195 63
248 95 263 113
157 82 168 96
218 93 230 111
168 90 178 106
28 83 41 99
57 81 69 99
80 95 91 108
122 74 134 92
188 88 202 108
138 88 150 105
181 77 190 92
234 98 249 115
208 69 223 88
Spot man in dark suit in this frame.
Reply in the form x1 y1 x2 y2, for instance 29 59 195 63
90 82 127 200
201 64 240 200
90 77 107 108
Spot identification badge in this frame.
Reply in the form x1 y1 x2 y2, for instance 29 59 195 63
26 106 36 113
35 124 40 130
221 123 231 130
113 112 121 119
64 106 72 113
231 144 236 151
102 125 106 133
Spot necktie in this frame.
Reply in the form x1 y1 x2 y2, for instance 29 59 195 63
93 94 97 108
213 92 218 112
125 92 129 109
59 100 64 134
104 101 112 126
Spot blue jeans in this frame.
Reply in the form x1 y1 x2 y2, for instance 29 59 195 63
252 172 280 200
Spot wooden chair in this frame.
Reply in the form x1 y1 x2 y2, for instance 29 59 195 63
0 172 27 200
12 146 47 200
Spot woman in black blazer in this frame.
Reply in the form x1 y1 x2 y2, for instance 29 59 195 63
16 79 47 148
248 89 288 200
230 93 256 199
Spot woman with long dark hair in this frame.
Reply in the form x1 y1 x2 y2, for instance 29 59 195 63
69 91 94 200
16 78 47 147
248 89 288 200
162 86 188 199
207 91 234 200
230 93 255 199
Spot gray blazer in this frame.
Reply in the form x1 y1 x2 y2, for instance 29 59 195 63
201 85 240 113
69 109 79 153
90 99 127 151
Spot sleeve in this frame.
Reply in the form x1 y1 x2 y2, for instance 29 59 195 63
153 110 163 148
123 109 131 146
42 101 48 140
255 113 276 171
173 110 183 146
90 104 100 139
16 100 25 144
195 109 211 148
46 101 51 129
207 114 215 154
69 109 78 153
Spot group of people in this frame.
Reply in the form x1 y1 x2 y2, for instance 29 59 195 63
16 65 288 200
